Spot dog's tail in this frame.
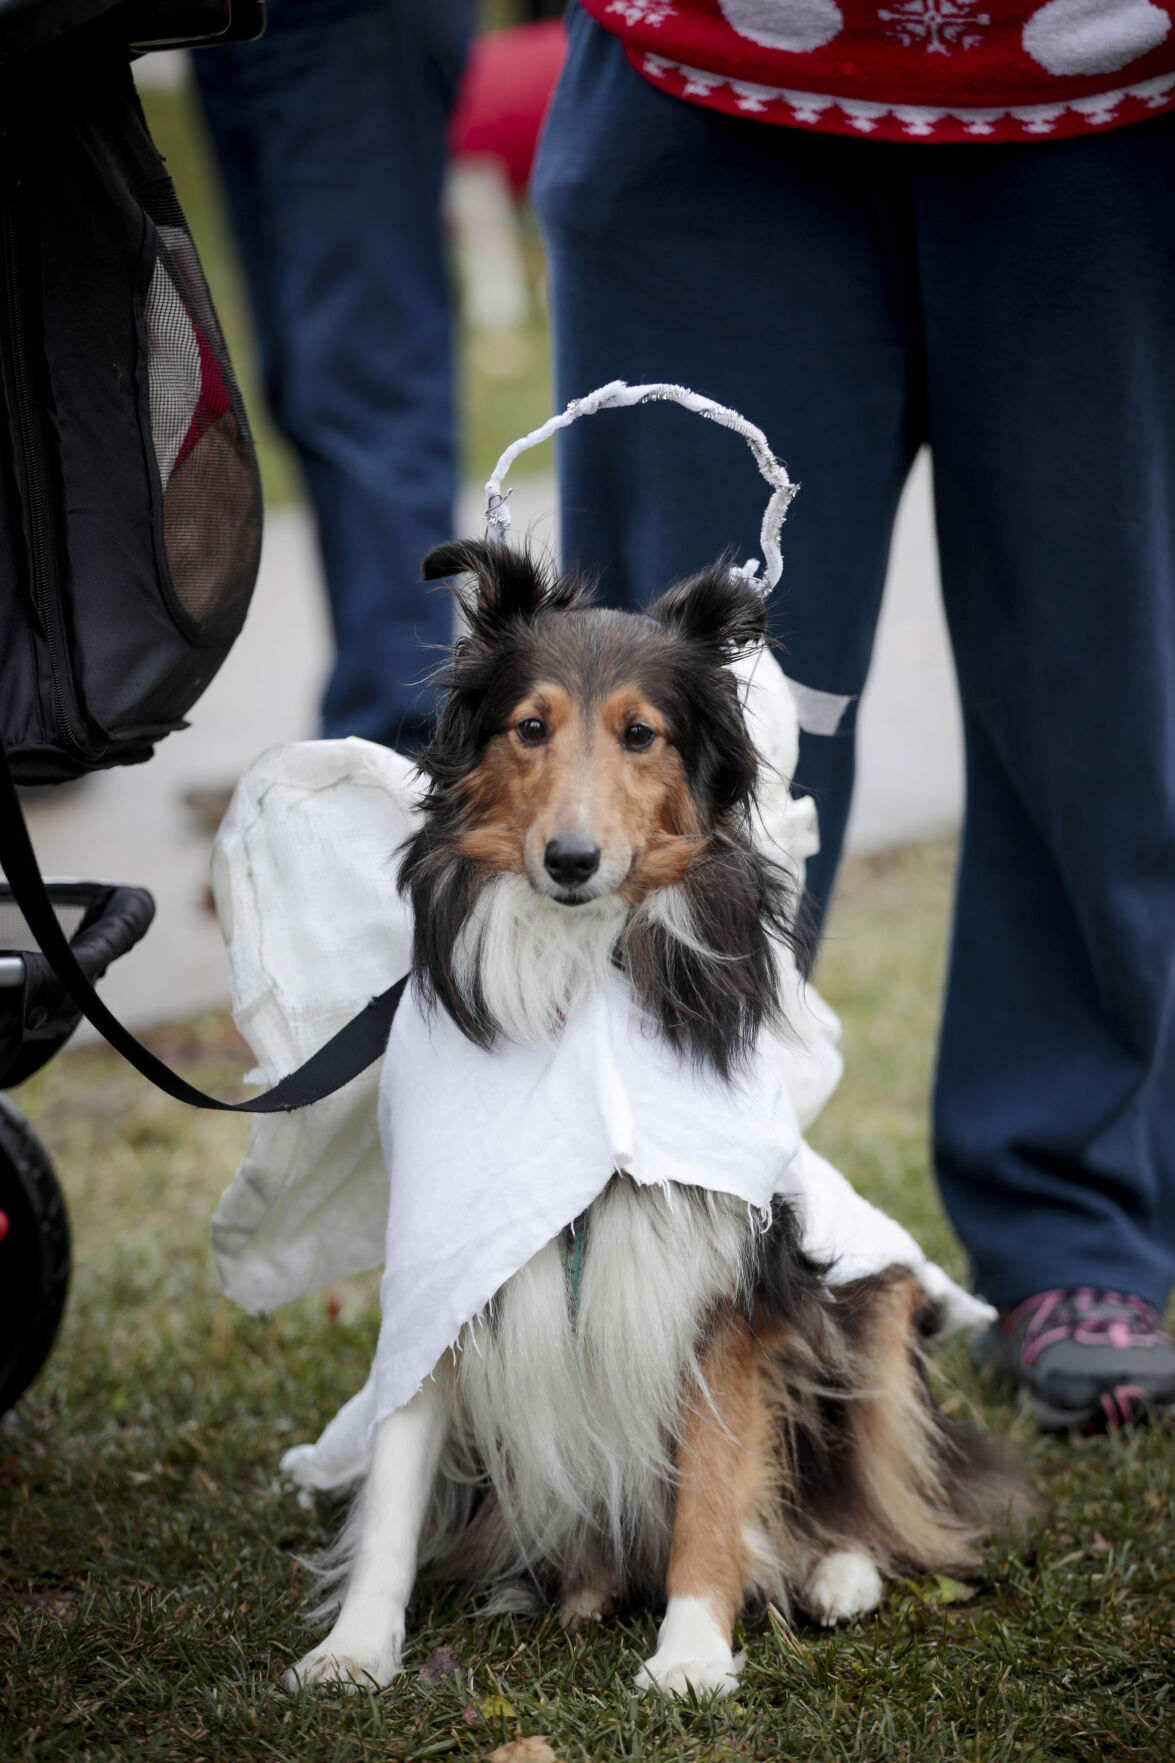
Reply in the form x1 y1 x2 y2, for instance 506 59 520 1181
760 1267 1041 1594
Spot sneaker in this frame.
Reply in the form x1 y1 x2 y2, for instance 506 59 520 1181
979 1288 1175 1432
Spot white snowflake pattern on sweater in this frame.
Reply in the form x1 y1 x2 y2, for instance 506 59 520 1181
607 0 677 26
878 0 991 52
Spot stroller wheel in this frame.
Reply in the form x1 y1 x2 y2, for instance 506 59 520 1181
0 1094 70 1417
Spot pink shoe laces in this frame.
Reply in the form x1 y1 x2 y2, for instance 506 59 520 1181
1000 1288 1171 1427
1000 1287 1165 1370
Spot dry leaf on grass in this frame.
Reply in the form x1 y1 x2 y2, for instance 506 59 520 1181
486 1738 560 1763
418 1643 461 1685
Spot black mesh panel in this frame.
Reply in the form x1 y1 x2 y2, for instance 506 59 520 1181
141 219 260 637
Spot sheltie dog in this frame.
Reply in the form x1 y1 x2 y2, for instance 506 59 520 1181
286 539 1036 1696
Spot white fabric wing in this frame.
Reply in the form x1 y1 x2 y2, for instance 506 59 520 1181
209 738 420 1312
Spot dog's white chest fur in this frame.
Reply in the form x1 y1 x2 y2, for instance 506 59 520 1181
439 1179 753 1584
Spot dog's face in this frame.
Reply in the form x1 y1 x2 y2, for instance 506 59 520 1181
457 637 703 908
405 540 798 1069
418 540 768 909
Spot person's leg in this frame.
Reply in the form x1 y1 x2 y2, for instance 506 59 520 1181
195 0 474 751
919 118 1175 1344
533 7 923 911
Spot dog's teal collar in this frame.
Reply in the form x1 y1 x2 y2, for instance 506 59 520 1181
560 1212 588 1329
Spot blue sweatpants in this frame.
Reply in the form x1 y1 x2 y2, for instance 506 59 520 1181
194 0 474 750
532 7 1175 1311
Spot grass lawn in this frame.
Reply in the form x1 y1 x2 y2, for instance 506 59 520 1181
3 840 1172 1761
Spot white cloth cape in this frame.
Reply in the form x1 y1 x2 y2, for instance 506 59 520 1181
369 970 989 1425
208 651 992 1491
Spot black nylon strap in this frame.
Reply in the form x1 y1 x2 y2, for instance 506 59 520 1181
0 736 405 1112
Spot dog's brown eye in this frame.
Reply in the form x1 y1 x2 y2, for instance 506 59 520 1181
623 722 656 751
516 717 547 746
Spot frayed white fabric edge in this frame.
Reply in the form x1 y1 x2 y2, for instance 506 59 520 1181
278 1245 995 1499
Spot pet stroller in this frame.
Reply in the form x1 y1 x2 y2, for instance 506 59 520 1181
0 0 265 1415
0 880 154 1414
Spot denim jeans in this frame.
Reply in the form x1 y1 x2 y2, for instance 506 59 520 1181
195 0 475 750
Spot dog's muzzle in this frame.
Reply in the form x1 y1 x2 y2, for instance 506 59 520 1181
544 835 601 902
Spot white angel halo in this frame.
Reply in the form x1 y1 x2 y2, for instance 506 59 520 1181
483 378 798 597
481 378 852 737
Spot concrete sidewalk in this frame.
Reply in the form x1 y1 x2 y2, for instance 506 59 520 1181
18 457 961 1034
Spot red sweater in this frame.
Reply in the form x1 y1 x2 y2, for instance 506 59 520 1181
578 0 1175 141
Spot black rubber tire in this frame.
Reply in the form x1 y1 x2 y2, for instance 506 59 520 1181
0 1093 70 1416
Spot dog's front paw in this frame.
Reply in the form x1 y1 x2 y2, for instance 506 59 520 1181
803 1550 883 1627
635 1649 744 1698
634 1595 744 1698
283 1639 401 1693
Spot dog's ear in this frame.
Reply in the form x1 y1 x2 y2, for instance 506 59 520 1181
422 538 552 641
649 563 766 813
648 563 767 657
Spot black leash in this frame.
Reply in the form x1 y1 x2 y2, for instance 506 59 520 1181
0 736 405 1113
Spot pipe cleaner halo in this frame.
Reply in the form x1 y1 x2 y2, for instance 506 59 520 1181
483 380 798 597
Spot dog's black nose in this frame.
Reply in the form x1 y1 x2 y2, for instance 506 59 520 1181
544 835 601 888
